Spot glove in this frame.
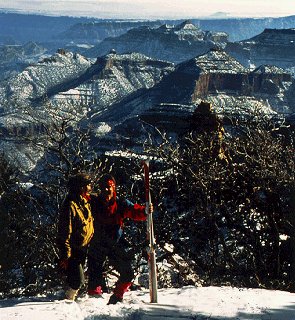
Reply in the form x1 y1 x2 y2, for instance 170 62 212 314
58 258 69 270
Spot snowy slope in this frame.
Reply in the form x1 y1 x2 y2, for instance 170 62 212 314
4 51 173 111
1 286 295 320
6 51 92 101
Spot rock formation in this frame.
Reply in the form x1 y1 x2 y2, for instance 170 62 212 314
226 28 295 69
85 21 228 64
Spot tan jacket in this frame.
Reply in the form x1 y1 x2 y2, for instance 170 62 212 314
57 195 94 259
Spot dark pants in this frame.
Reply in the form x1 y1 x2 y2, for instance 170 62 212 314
67 248 87 290
88 243 134 291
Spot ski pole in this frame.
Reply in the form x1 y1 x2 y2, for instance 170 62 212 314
143 159 158 303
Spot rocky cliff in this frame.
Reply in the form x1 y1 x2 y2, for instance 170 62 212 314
1 12 295 173
85 21 228 64
1 50 174 133
5 50 92 103
2 11 295 45
0 42 48 80
0 50 174 171
195 15 295 41
226 28 295 69
55 20 164 44
1 47 293 170
87 49 293 143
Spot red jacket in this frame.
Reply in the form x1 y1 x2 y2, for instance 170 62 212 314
90 195 146 245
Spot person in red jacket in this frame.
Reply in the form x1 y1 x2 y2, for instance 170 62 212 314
88 174 152 304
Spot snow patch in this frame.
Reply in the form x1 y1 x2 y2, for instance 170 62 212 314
1 286 295 320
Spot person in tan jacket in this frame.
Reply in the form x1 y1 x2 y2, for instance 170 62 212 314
57 173 94 300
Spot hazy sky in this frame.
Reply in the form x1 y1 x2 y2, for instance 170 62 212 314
0 0 294 19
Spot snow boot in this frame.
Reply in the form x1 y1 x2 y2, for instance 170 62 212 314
107 294 123 305
65 287 78 300
107 281 132 304
88 286 103 297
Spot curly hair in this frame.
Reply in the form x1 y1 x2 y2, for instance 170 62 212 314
67 173 92 196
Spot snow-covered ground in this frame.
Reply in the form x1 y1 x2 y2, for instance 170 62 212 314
1 286 295 320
